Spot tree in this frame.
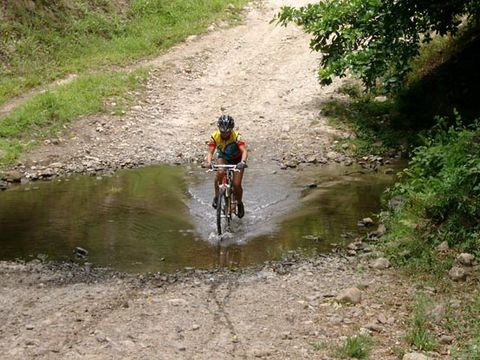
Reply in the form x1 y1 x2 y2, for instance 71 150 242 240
275 0 480 93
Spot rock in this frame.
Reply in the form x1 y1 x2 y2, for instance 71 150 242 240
74 247 88 258
49 162 63 169
439 335 454 344
448 266 467 281
374 223 386 237
364 323 383 332
285 160 298 168
358 217 374 227
370 258 391 270
336 287 362 305
457 253 475 266
436 241 449 252
168 298 188 307
3 170 22 182
0 181 7 191
403 352 430 360
347 242 364 251
377 314 388 324
326 151 337 160
388 195 405 211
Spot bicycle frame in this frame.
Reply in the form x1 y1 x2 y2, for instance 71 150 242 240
208 164 240 235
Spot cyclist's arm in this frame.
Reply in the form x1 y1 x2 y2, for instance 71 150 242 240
206 142 216 165
239 144 248 163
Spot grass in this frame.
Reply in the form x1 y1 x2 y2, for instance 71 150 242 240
336 335 372 359
406 294 437 352
0 68 148 166
0 0 248 106
449 291 480 359
0 0 249 166
311 340 327 351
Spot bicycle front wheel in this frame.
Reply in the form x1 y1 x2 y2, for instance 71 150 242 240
216 189 231 235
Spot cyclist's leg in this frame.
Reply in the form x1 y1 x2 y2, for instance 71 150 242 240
232 170 244 203
233 168 245 218
213 158 227 208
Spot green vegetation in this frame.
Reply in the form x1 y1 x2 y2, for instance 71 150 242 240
0 69 147 165
0 0 248 166
275 0 480 93
406 294 437 351
452 292 480 359
0 0 247 106
311 340 327 351
380 117 480 271
336 335 372 359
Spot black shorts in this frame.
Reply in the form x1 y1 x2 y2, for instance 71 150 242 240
218 156 242 165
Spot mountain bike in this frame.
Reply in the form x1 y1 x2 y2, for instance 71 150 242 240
208 164 241 235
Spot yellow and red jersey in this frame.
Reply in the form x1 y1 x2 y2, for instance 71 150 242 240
208 130 245 162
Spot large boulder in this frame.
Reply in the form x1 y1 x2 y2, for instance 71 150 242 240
336 287 362 305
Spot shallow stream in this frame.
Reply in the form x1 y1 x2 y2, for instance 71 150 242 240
0 163 401 272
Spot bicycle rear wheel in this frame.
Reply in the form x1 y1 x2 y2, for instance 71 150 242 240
216 189 231 235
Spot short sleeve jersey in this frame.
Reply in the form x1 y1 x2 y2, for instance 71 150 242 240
208 130 245 162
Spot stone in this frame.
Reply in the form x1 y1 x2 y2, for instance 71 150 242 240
74 247 88 258
364 323 383 332
49 162 63 169
457 253 475 266
439 335 454 344
403 353 430 360
3 170 22 182
436 241 450 252
168 298 188 306
448 266 467 281
358 217 374 227
370 258 391 270
373 223 387 237
336 287 362 305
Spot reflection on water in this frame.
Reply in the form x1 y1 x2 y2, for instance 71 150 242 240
0 163 402 273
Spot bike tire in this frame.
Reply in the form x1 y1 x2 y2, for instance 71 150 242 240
216 189 231 235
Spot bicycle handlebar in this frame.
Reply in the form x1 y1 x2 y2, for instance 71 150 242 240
206 164 247 172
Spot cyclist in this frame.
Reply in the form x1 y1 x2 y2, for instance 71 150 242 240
204 115 248 218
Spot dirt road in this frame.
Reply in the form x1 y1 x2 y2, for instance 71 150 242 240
10 0 349 180
1 255 422 359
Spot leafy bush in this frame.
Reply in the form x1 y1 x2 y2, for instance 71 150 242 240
275 0 480 93
382 114 480 264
